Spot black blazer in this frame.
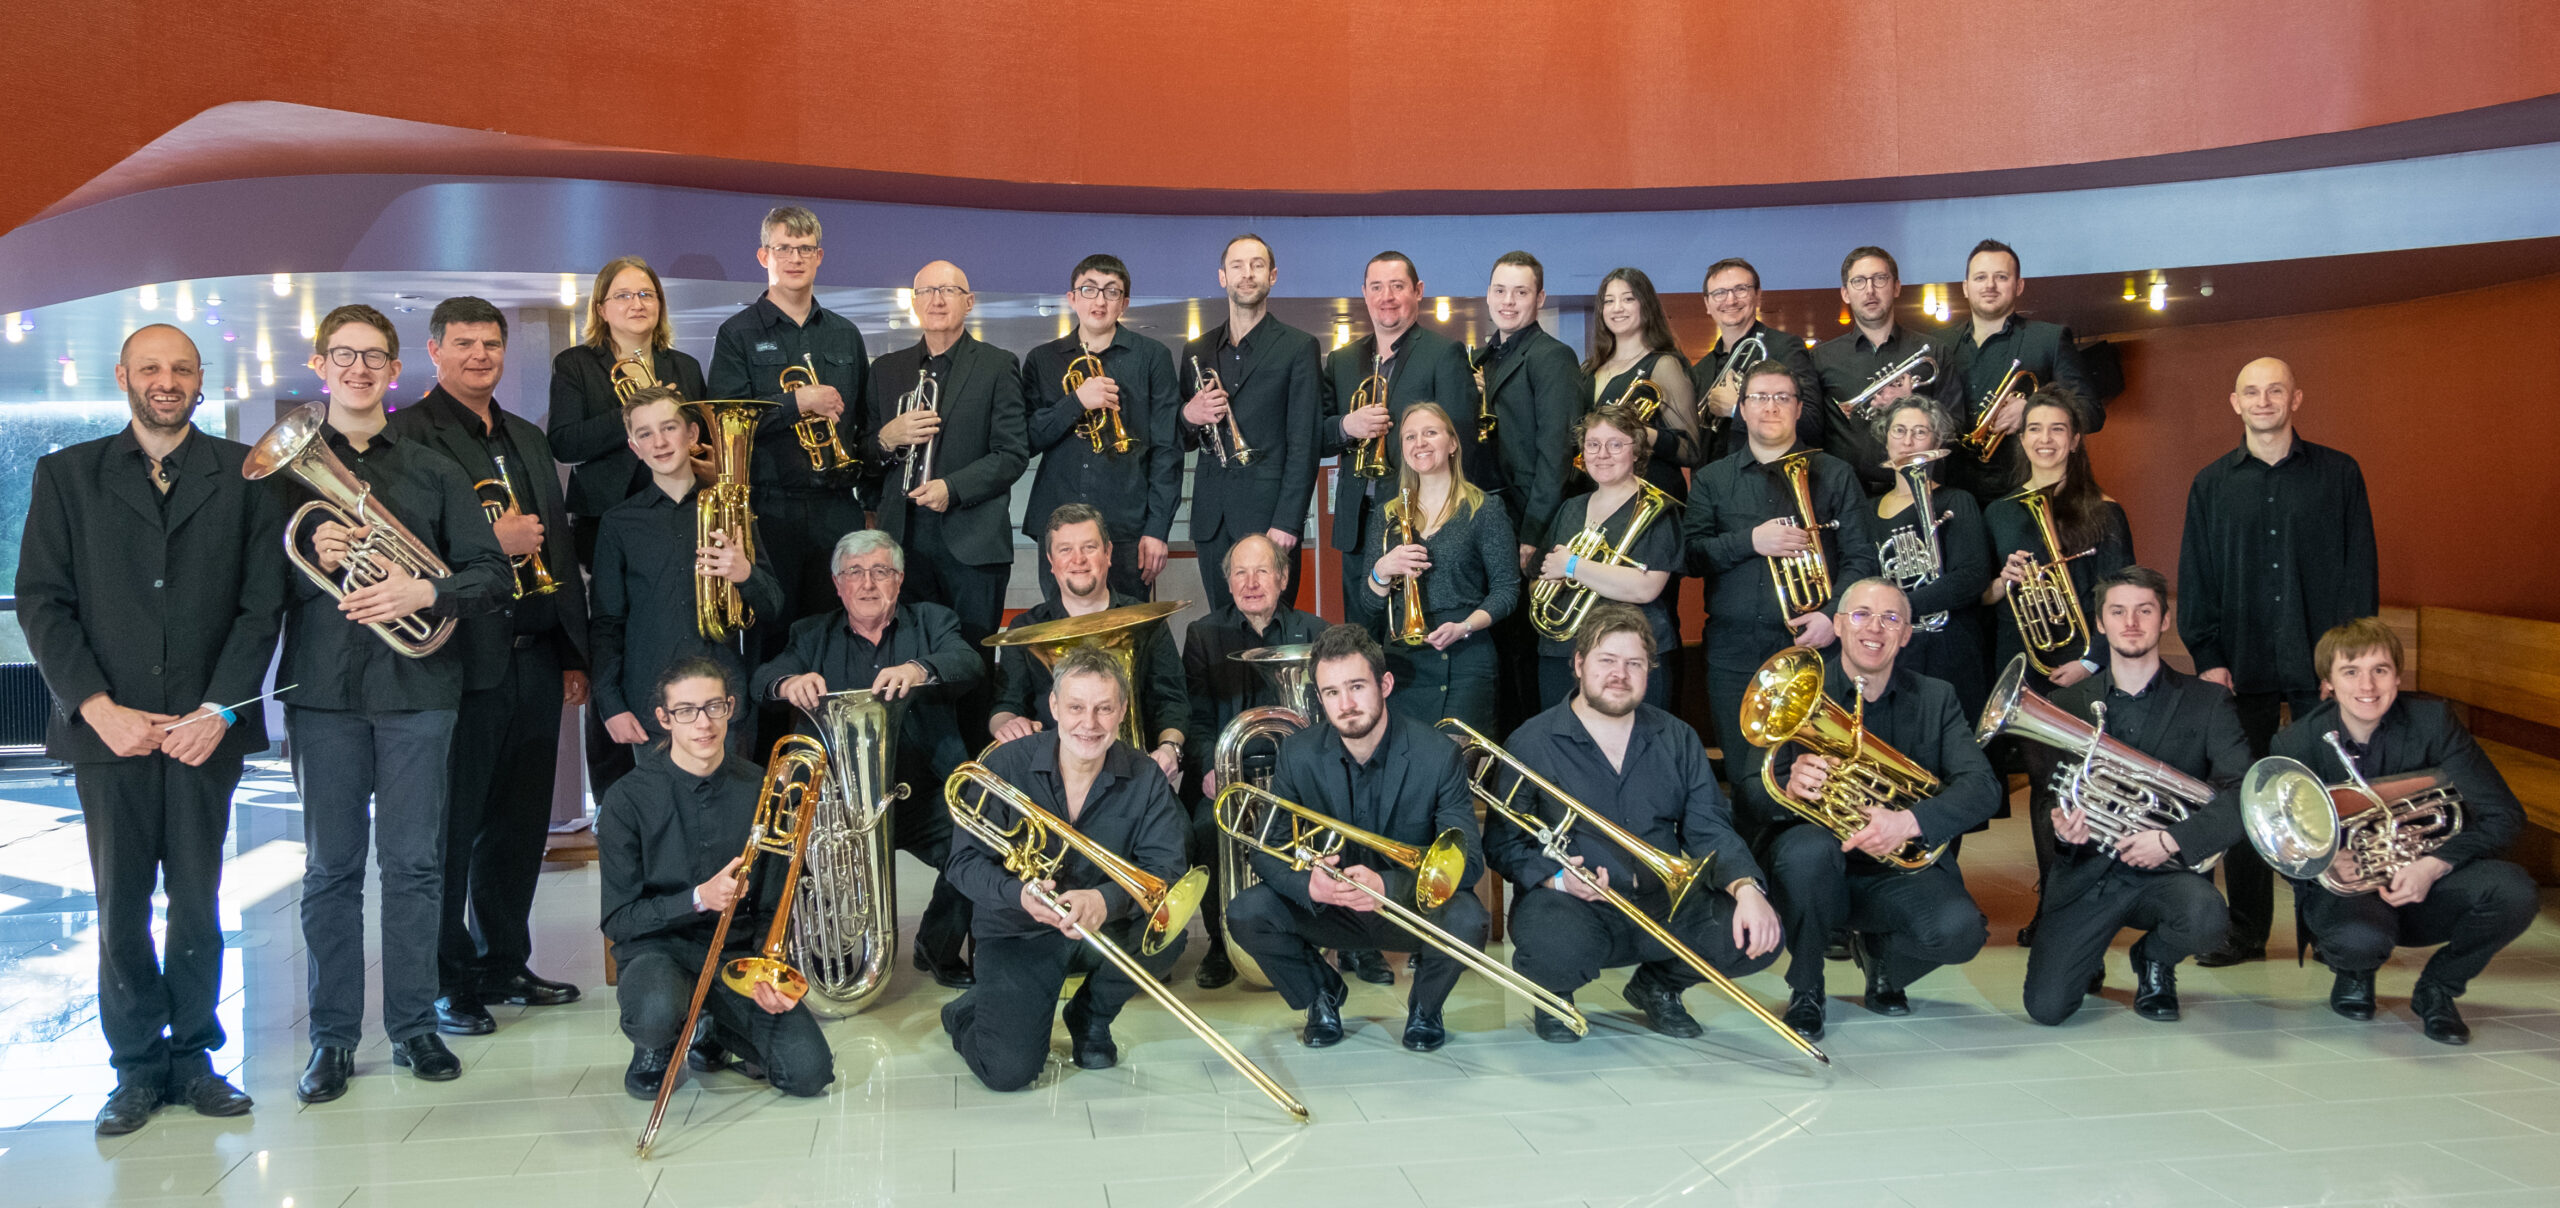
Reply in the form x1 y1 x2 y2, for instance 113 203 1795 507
385 387 592 687
2271 697 2521 874
546 342 707 519
1180 317 1326 545
1322 326 1484 552
1689 320 1825 463
2030 666 2251 905
1258 709 1483 908
1479 325 1587 549
17 428 289 763
865 334 1029 568
1936 315 2096 497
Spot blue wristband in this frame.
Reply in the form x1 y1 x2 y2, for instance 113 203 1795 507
218 708 237 726
1566 554 1581 577
1371 569 1390 588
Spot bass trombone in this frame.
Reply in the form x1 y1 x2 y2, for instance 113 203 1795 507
1767 450 1837 619
1188 356 1256 466
1441 720 1829 1064
947 763 1308 1121
1528 479 1678 643
790 690 910 1015
473 454 559 599
1347 354 1391 477
1738 647 1946 870
2240 732 2464 897
778 353 858 473
1997 484 2094 676
1064 348 1133 455
244 403 457 658
1974 655 2222 872
1957 359 2038 463
1212 781 1588 1036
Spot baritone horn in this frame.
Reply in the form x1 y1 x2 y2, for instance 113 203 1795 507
778 353 858 473
1347 354 1391 477
1737 647 1946 870
1974 655 2222 872
244 403 457 658
1958 359 2038 462
1528 479 1678 642
1063 348 1133 454
1441 720 1829 1065
693 399 773 642
1997 484 2094 676
791 690 910 1016
2240 732 2464 897
473 454 559 599
1188 356 1255 466
1767 450 1837 619
1208 644 1317 990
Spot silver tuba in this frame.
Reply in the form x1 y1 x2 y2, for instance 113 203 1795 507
1209 644 1317 990
1975 655 2222 872
2240 731 2464 897
897 372 941 496
789 689 909 1015
244 403 457 657
1876 448 1953 633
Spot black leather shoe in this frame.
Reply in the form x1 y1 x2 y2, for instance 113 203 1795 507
2087 971 2106 996
2132 953 2181 1022
95 1083 162 1136
1344 949 1395 986
1849 932 1910 1016
2412 980 2471 1045
1783 991 1826 1041
687 1031 732 1073
1825 932 1852 962
2329 968 2378 1021
391 1034 462 1081
1533 1005 1581 1044
297 1046 353 1104
2194 942 2266 969
434 995 496 1036
1624 973 1703 1039
914 950 976 989
1194 944 1237 990
2016 922 2036 949
1401 1009 1447 1052
1300 985 1345 1048
623 1046 674 1099
1062 997 1118 1070
170 1074 254 1117
482 972 581 1007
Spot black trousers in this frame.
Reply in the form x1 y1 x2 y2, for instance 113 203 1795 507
2298 859 2537 995
74 753 243 1088
2021 862 2229 1025
1765 823 1989 995
616 949 833 1097
756 491 868 664
899 508 1010 745
893 798 973 970
1226 880 1490 1015
1384 632 1498 733
441 640 564 996
570 514 636 802
946 917 1183 1092
2220 689 2323 947
1704 660 1756 798
1036 539 1148 605
1509 884 1774 998
1197 528 1307 616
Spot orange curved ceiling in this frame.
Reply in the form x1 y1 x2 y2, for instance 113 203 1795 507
12 1 2560 232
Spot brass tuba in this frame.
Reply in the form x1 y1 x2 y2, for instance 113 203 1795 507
244 403 457 658
693 399 773 642
778 353 858 473
1383 482 1432 646
982 600 1188 751
1737 647 1946 870
1064 348 1134 455
1766 450 1836 619
789 690 911 1016
1997 484 2094 676
1209 644 1318 990
1877 449 1953 633
1975 655 2222 872
1957 359 2039 463
1347 354 1392 477
2240 732 2464 897
1528 480 1678 642
473 454 559 599
1188 356 1255 466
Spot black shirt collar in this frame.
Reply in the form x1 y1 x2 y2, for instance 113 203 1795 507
1335 712 1402 772
2219 434 2306 472
752 291 832 332
414 383 504 437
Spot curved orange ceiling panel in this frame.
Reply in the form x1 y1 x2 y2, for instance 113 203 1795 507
11 1 2560 233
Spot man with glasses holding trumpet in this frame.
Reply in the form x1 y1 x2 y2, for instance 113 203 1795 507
1023 254 1181 603
1813 247 1941 496
1182 234 1325 614
1690 258 1824 462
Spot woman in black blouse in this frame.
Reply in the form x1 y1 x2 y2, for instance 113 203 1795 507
1531 401 1679 710
1350 403 1518 732
547 256 708 569
1870 397 1994 720
1581 267 1701 502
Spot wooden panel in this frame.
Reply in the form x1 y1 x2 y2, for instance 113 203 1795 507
2478 738 2560 886
2384 605 2421 690
2419 606 2560 729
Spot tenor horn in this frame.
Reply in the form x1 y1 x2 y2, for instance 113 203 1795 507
1997 484 2095 677
1528 479 1678 643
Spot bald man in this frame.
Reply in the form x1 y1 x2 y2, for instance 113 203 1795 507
867 259 1028 742
18 324 287 1132
2176 357 2377 966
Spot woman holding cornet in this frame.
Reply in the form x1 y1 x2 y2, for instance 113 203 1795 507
1347 403 1518 733
548 256 707 569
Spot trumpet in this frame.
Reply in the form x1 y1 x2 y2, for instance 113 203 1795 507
1384 481 1431 646
948 763 1308 1122
1957 359 2039 463
1347 354 1391 477
1833 344 1938 420
1063 348 1133 455
1470 345 1494 443
1189 356 1256 466
1213 781 1587 1035
1767 450 1837 619
1998 484 2094 676
778 353 858 473
1975 656 2222 872
897 371 941 495
473 454 559 599
1528 479 1678 642
693 399 773 642
608 345 660 405
1738 647 1946 870
244 403 457 658
1443 720 1829 1064
1208 644 1317 991
2241 732 2465 897
1877 449 1952 633
638 736 828 1157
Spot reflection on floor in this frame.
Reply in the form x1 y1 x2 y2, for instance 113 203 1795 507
0 755 2556 1208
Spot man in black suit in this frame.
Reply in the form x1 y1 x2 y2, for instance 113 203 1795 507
2017 568 2245 1026
1022 254 1181 603
1935 239 2097 498
1181 234 1325 614
17 324 285 1135
1475 251 1587 730
1689 258 1825 463
387 296 592 1036
1323 251 1483 619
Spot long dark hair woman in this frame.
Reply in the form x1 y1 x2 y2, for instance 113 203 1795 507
1581 267 1701 502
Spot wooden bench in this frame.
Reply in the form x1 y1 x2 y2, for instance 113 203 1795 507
2403 605 2560 883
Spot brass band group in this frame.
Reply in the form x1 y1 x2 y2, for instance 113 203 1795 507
21 204 2540 1144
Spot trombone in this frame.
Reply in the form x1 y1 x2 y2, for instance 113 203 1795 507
1957 359 2039 463
1063 348 1134 455
1442 720 1829 1065
1189 356 1256 466
778 353 858 473
946 763 1309 1122
473 454 559 599
1212 781 1588 1036
1347 354 1391 477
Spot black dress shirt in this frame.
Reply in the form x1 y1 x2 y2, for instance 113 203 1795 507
1321 326 1484 553
2176 438 2379 694
597 745 785 963
1180 604 1330 786
1348 492 1520 632
990 592 1190 744
1021 325 1182 547
1734 660 2002 849
1984 492 2133 685
2030 665 2251 901
385 386 589 677
1180 316 1326 545
1256 709 1483 909
1537 488 1683 659
1475 324 1587 548
944 732 1190 939
864 333 1029 568
547 342 709 518
1810 322 1943 495
1486 701 1763 913
588 482 784 722
1596 350 1700 502
2270 697 2520 875
1682 443 1879 671
1934 314 2095 497
707 292 873 500
276 422 512 714
749 602 987 802
1688 321 1825 462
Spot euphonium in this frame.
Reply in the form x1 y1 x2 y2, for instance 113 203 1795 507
1999 484 2094 676
779 353 858 473
1767 450 1836 619
243 403 457 658
1209 644 1317 990
1958 359 2039 462
473 454 559 599
1188 356 1255 467
981 600 1187 751
896 372 940 495
1442 720 1828 1065
1063 348 1133 454
1384 482 1431 646
790 690 910 1016
1975 655 2222 872
2241 732 2464 897
1833 343 1938 420
1878 449 1953 633
1347 355 1391 477
1737 647 1946 870
608 345 660 405
693 399 772 642
1528 480 1677 643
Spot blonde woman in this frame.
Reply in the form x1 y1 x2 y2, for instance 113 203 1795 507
1348 403 1518 730
547 256 706 569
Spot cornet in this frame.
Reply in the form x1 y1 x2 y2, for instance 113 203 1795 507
1958 359 2039 463
473 454 558 599
1347 354 1391 477
1834 344 1938 419
1997 484 2095 676
244 404 457 658
1063 348 1133 455
1706 333 1771 401
896 372 941 495
1188 356 1255 466
1470 345 1494 442
778 353 858 473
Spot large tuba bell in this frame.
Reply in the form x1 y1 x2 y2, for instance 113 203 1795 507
1877 449 1953 633
1975 655 2222 872
1767 450 1837 619
982 600 1188 751
788 690 910 1016
693 399 773 641
1208 644 1317 990
1957 359 2039 463
244 404 457 658
1737 647 1946 869
1528 480 1679 642
778 353 859 473
2240 731 2464 897
1997 484 2095 676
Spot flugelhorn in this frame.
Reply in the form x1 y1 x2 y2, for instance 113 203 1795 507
1834 344 1938 420
1384 482 1431 646
1189 356 1256 466
473 454 559 599
1063 348 1133 455
608 346 660 405
1958 359 2038 463
982 600 1187 751
1528 479 1679 642
1213 780 1588 1035
1573 377 1664 474
1767 451 1837 619
778 353 858 473
1737 647 1946 870
1975 655 2222 872
1442 720 1828 1065
791 690 910 1016
896 371 940 495
2241 732 2464 897
1706 333 1771 401
948 762 1308 1121
244 403 457 658
1208 644 1317 990
1347 354 1392 477
1878 449 1952 633
693 399 773 642
1997 484 2094 676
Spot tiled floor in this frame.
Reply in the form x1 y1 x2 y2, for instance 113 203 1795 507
1 755 2557 1207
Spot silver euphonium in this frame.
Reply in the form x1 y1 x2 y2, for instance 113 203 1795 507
898 372 941 495
1877 448 1954 633
1975 655 2223 872
788 689 910 1016
243 403 457 657
1208 643 1316 990
2240 731 2464 897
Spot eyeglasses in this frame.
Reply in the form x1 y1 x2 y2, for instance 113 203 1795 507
1842 608 1907 629
1706 286 1757 302
834 565 902 583
765 244 822 262
1070 283 1128 302
323 347 391 369
1844 273 1896 292
1581 438 1634 457
914 285 972 301
663 699 737 723
606 290 658 305
1743 391 1799 407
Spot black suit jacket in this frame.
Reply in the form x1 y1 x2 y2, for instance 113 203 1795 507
865 334 1028 568
1020 326 1182 545
1478 325 1587 549
546 342 707 519
2029 666 2250 905
1180 317 1325 545
1322 326 1484 552
1257 709 1483 908
1935 314 2096 497
17 427 289 763
2271 697 2521 874
1689 320 1825 462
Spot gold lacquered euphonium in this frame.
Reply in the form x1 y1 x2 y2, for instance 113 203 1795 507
608 346 660 405
1213 780 1588 1035
2241 732 2464 897
778 353 858 473
1998 484 2095 676
1382 483 1432 646
1188 356 1256 467
1958 359 2039 463
1737 647 1946 870
1975 655 2223 873
1442 720 1829 1065
1767 451 1836 619
1528 480 1678 643
243 403 457 658
1063 348 1133 455
1347 355 1392 477
790 690 911 1016
473 454 559 599
692 399 773 642
982 600 1188 751
946 762 1308 1121
1209 644 1317 991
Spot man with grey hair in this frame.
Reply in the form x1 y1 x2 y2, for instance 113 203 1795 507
754 527 988 987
